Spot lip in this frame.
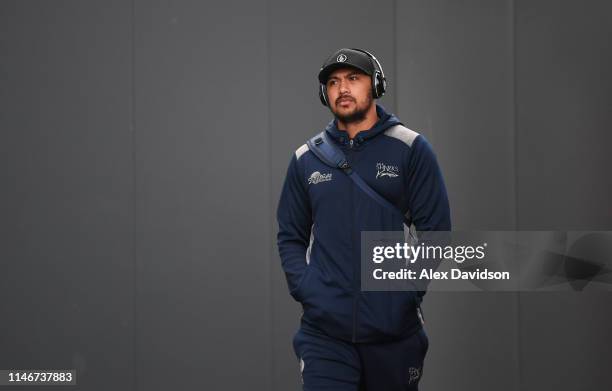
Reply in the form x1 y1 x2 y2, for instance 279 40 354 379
337 98 354 104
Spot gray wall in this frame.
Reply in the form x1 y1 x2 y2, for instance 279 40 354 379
397 2 519 390
1 1 611 390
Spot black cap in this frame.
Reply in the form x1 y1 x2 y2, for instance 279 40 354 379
318 48 375 84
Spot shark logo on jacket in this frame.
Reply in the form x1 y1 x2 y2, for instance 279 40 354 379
308 171 333 185
376 162 399 179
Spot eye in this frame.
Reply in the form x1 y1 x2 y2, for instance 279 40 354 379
349 75 358 81
328 80 337 86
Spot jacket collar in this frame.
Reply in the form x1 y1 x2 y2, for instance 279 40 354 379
324 104 402 145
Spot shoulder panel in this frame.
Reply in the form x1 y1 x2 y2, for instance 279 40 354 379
295 143 310 160
384 124 420 147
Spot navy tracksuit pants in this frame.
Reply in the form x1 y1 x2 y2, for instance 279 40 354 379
292 322 430 391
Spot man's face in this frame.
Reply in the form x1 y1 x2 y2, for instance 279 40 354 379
325 67 373 124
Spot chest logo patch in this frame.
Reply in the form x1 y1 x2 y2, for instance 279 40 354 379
308 171 332 185
376 162 399 178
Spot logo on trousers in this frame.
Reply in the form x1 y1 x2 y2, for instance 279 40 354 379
408 367 421 384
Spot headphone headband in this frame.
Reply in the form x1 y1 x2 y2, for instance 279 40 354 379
348 48 385 81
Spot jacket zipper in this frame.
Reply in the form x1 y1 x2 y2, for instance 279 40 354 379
347 141 358 342
350 164 357 342
347 139 361 343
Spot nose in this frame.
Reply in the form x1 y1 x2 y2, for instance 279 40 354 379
339 80 350 94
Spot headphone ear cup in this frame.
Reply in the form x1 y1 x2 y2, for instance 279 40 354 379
319 84 328 106
371 75 379 98
374 71 386 98
372 71 384 99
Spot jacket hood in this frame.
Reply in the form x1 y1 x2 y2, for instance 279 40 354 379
324 103 402 144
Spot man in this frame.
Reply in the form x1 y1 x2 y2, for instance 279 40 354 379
276 48 451 391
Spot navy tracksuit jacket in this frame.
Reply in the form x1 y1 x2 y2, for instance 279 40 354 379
277 104 451 344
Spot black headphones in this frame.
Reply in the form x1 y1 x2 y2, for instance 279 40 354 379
319 48 387 107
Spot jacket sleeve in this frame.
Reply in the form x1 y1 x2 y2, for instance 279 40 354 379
406 135 451 232
276 152 313 301
406 135 452 299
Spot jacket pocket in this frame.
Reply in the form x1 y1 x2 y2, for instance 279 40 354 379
290 265 313 303
388 291 420 337
299 265 354 340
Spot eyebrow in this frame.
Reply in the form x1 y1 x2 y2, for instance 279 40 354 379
328 72 361 81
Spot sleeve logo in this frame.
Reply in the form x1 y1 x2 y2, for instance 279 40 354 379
308 171 333 185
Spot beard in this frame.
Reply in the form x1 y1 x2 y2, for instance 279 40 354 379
331 91 374 125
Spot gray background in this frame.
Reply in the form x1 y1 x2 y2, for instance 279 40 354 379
1 0 611 390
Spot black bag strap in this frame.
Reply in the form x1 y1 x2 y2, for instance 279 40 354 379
306 130 413 228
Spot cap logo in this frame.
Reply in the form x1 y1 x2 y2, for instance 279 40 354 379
336 54 347 62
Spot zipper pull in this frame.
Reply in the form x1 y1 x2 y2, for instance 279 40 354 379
349 139 354 148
